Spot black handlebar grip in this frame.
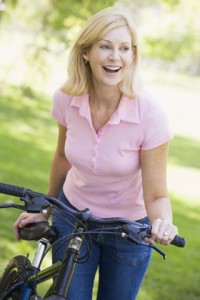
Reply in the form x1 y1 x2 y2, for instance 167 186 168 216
0 182 27 198
171 235 186 247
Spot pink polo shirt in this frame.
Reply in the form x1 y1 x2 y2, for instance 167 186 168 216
51 89 173 220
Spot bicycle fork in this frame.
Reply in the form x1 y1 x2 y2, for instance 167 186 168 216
18 238 50 300
45 226 84 299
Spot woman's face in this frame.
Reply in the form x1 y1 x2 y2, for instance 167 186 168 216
83 26 134 89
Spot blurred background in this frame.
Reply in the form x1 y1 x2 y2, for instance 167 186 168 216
0 0 200 299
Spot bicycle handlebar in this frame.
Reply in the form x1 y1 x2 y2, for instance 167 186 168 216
0 182 186 257
0 182 145 224
0 182 27 198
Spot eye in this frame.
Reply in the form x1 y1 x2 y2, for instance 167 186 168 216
100 44 110 50
120 46 130 52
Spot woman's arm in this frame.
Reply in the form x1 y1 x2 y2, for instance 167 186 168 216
47 123 71 197
140 142 178 245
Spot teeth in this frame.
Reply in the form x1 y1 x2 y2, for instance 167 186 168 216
104 66 121 73
105 66 121 71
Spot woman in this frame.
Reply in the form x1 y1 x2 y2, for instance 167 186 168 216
14 7 178 300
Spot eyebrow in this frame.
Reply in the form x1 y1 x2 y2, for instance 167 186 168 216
100 39 131 45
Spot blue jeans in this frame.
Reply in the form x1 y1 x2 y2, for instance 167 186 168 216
52 190 152 300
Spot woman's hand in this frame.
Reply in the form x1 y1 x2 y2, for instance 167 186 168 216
148 218 178 245
14 212 49 240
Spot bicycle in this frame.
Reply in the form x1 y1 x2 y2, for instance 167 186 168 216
0 182 186 300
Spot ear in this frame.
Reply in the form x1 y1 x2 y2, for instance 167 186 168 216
132 45 136 59
83 53 89 63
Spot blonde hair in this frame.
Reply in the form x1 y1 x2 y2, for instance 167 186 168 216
61 7 139 99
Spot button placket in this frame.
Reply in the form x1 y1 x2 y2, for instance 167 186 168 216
91 134 101 173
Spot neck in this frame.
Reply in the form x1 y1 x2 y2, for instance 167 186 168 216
90 85 122 110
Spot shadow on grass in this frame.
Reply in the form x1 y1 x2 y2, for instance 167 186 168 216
169 135 200 170
0 85 53 130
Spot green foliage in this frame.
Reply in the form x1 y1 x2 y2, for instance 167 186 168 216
52 0 117 26
139 0 200 74
163 0 180 7
1 0 116 29
121 0 180 8
0 0 117 88
1 0 200 88
143 32 195 61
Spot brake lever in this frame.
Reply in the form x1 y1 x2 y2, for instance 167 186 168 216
0 195 50 213
21 194 51 213
0 203 26 210
119 223 150 243
148 244 167 259
118 224 167 259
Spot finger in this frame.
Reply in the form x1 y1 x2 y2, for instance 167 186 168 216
160 228 173 245
18 214 38 228
154 220 170 243
161 226 179 245
151 218 167 242
13 213 36 239
13 223 20 239
14 212 30 227
19 213 48 227
13 213 31 239
150 219 160 241
144 237 155 244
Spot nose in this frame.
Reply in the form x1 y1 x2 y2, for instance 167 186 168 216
109 49 120 61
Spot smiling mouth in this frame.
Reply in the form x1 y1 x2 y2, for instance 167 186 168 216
103 66 121 73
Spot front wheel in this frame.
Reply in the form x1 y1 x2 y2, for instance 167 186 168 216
0 255 32 299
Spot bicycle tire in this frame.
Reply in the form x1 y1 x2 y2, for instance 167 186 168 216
0 255 32 299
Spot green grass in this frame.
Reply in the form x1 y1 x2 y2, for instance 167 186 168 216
0 85 56 190
138 196 200 300
0 75 200 299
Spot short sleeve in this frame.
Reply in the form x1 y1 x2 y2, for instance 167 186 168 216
51 89 69 128
140 95 173 150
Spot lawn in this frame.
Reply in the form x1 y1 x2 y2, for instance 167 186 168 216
0 72 200 299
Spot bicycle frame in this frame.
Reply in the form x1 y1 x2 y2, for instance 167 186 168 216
2 222 85 300
0 182 186 300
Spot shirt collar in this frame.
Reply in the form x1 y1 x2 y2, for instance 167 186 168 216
116 94 140 124
70 93 140 125
70 93 91 118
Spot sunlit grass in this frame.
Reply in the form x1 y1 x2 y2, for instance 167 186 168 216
168 164 200 205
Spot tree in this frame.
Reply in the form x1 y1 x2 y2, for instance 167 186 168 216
133 0 200 75
0 0 117 88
